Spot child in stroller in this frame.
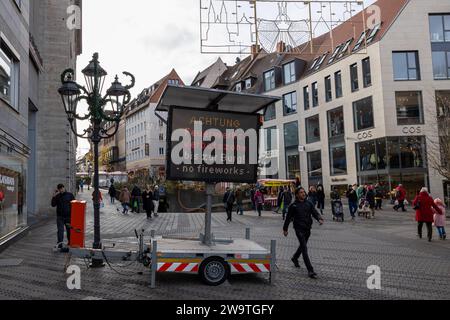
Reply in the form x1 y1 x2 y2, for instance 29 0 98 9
358 197 371 218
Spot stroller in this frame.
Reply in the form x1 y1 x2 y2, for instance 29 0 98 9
331 199 344 222
358 198 371 219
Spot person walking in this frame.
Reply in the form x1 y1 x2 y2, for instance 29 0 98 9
356 185 366 203
308 186 318 208
366 185 376 219
250 186 256 212
273 187 284 214
119 187 131 215
131 185 142 213
283 187 324 279
223 187 235 222
235 187 244 216
142 185 154 219
281 186 293 220
108 184 117 204
432 198 447 240
316 184 325 215
254 188 265 217
51 184 75 249
79 180 84 193
346 184 358 220
394 184 407 212
152 185 160 217
413 188 442 242
330 187 341 220
374 184 383 210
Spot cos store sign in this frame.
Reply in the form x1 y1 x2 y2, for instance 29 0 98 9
402 126 422 134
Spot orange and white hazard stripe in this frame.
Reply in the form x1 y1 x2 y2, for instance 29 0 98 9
157 262 199 273
230 263 271 273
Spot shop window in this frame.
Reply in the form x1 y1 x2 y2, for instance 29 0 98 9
395 91 424 125
305 115 320 144
283 91 297 115
286 148 300 180
399 137 425 169
353 96 374 131
357 140 377 171
328 107 345 138
329 141 347 175
376 139 387 170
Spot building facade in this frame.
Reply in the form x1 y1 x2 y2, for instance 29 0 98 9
125 69 184 181
195 0 449 203
0 0 82 245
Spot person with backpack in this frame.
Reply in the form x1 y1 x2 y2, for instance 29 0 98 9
223 188 235 222
254 188 265 217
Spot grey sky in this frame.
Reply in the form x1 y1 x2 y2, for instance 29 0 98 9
76 0 376 157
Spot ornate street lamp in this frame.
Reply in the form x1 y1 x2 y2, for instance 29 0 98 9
58 53 134 267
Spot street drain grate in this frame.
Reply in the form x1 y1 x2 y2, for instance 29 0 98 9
0 259 24 267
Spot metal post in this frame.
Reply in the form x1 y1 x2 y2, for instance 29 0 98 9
203 183 214 246
245 228 250 240
151 240 157 289
269 240 276 284
90 130 104 268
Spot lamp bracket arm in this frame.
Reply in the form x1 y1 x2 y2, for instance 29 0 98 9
123 72 135 90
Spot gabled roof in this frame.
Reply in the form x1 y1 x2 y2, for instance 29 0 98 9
212 0 409 90
191 57 227 87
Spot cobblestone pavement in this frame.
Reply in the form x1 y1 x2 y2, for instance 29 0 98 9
0 190 449 300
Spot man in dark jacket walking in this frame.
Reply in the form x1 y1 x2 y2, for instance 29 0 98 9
283 187 324 279
51 184 75 248
131 185 142 213
223 188 235 222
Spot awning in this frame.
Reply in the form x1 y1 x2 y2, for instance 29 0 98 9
155 85 280 114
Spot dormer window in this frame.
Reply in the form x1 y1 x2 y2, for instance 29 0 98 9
366 23 381 44
309 57 320 71
168 79 179 85
245 78 253 89
283 61 296 84
353 30 368 52
328 44 343 64
235 82 242 92
338 38 354 59
314 53 328 71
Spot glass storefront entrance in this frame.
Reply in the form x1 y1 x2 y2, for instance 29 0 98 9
0 148 27 241
356 136 429 201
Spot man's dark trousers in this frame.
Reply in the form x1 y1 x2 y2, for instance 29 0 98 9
293 228 314 272
57 216 71 245
226 204 233 221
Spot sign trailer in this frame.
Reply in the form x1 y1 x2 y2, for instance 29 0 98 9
70 85 281 287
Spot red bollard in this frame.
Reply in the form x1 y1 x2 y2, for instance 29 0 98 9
70 200 87 248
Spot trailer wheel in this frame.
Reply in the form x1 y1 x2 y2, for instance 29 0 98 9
199 257 229 286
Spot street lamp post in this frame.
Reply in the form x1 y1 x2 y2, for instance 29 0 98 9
58 53 134 267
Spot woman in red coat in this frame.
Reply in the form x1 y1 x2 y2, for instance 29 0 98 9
413 188 442 241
